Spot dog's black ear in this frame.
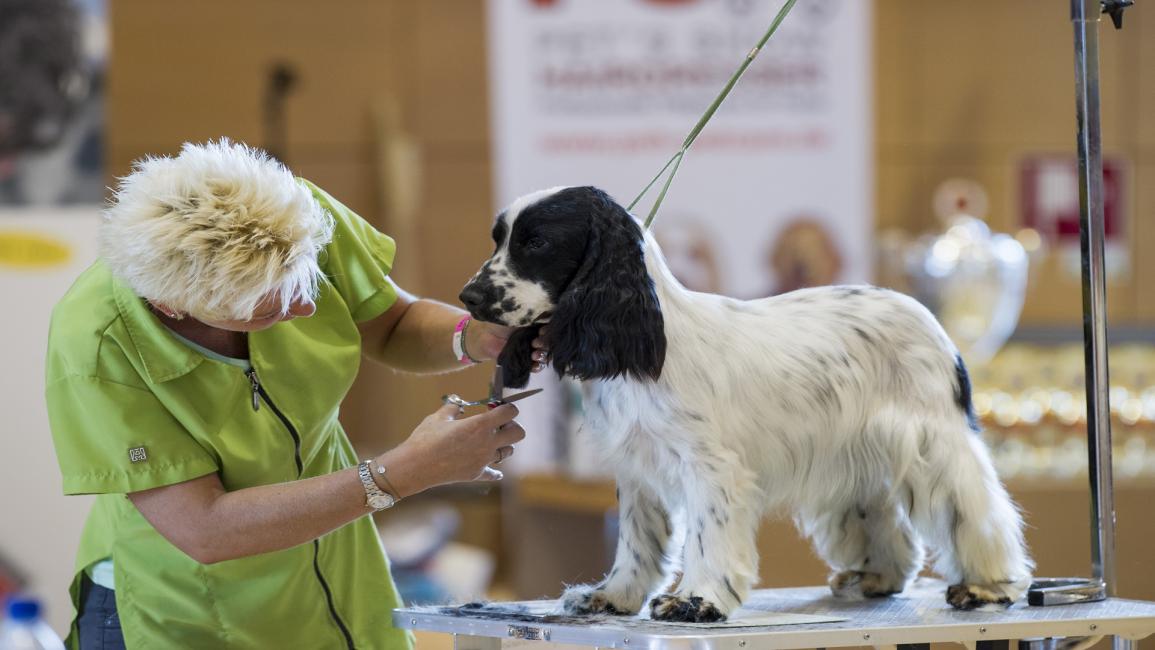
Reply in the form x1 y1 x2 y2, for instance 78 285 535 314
548 187 666 382
497 327 538 388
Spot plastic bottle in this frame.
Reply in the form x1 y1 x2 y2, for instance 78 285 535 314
0 597 65 650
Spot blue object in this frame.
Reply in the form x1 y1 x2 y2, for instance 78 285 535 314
6 598 40 621
0 596 65 650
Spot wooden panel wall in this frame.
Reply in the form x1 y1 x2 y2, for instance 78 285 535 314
104 4 1155 633
107 0 497 449
876 1 1153 326
107 0 1154 460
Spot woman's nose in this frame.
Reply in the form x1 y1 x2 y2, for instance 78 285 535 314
286 298 316 319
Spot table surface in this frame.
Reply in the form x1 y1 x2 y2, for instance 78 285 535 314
394 579 1155 649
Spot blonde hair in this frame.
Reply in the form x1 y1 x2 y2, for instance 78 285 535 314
101 139 334 322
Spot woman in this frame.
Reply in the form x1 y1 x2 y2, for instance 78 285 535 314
44 140 547 649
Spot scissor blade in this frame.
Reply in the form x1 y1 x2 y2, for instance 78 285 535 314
497 388 543 405
490 364 505 403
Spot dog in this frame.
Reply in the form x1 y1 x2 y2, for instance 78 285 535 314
459 186 1033 622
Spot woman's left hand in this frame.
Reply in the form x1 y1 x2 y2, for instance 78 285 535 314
467 321 550 373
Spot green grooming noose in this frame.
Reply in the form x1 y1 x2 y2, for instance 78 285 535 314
628 0 799 231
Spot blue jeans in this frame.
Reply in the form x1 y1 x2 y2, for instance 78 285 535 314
77 575 125 650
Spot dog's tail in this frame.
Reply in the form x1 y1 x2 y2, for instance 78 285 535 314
953 354 980 433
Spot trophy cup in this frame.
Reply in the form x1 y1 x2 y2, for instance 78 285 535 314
882 179 1031 366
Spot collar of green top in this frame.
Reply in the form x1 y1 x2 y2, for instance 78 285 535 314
111 274 206 384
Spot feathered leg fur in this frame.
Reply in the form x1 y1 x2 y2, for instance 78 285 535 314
562 480 671 615
801 490 925 600
647 443 762 622
912 428 1033 609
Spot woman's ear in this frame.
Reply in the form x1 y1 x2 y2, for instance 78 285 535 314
497 327 539 388
547 188 666 382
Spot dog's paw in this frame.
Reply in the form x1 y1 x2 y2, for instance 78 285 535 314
829 571 903 599
560 584 635 616
946 583 1015 611
649 594 726 623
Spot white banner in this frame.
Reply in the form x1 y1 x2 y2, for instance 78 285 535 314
486 0 872 473
488 0 872 296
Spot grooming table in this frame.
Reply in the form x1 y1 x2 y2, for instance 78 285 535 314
394 580 1155 649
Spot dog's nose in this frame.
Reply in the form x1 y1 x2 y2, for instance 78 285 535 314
459 285 486 309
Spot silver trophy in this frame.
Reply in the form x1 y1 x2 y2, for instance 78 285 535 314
881 179 1031 366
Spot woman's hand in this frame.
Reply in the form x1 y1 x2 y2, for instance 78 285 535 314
467 321 550 373
378 402 526 496
529 326 550 373
465 320 512 361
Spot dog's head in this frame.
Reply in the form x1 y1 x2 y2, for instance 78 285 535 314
460 186 666 388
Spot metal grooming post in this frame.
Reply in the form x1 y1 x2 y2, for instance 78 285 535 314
1027 0 1133 613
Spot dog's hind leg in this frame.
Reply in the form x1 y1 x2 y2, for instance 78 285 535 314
561 479 670 616
801 493 923 600
911 426 1034 610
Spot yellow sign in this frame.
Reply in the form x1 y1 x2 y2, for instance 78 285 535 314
0 230 73 269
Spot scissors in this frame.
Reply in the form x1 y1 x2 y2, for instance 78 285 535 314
441 364 542 410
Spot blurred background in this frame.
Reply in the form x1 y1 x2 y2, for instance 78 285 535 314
1 0 1154 644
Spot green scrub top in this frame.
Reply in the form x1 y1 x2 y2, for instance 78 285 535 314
45 180 414 650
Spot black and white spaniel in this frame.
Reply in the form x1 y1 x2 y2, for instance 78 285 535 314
460 186 1033 622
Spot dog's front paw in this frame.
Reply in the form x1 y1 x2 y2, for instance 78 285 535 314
829 571 904 599
560 584 636 616
649 594 726 623
946 583 1015 611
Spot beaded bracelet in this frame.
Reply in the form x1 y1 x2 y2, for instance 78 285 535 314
452 315 482 365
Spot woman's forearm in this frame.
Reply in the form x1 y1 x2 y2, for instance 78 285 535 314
129 445 430 564
359 281 515 373
197 467 373 563
371 298 473 372
131 397 522 565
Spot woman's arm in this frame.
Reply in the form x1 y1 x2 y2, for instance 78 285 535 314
358 279 532 373
128 402 524 564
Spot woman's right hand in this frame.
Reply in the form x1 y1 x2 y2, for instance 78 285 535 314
378 402 525 498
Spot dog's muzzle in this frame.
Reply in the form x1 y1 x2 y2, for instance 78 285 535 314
459 278 502 324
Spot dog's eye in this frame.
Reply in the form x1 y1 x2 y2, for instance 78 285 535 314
526 237 548 251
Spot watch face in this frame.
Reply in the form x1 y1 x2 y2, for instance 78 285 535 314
368 493 395 510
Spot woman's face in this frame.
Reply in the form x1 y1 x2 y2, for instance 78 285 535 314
199 293 317 332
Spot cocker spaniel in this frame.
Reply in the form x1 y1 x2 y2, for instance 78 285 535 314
459 186 1033 622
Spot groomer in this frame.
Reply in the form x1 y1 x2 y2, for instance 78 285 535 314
45 139 547 649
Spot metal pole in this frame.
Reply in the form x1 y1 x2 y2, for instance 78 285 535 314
1027 0 1129 608
1072 0 1117 596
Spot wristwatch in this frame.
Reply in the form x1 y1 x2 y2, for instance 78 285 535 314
358 460 397 511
